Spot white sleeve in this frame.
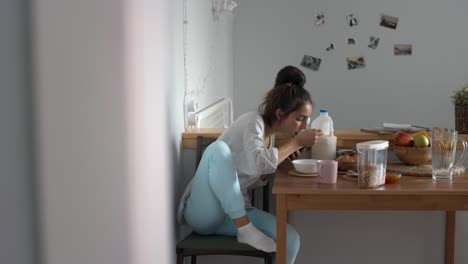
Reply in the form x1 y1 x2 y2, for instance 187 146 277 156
237 118 278 177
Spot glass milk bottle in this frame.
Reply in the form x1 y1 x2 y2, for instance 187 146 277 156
310 109 337 160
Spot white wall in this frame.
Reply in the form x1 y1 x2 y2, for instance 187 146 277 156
234 0 468 128
2 0 230 263
176 0 236 244
232 0 468 264
33 0 173 263
184 0 234 125
127 0 174 263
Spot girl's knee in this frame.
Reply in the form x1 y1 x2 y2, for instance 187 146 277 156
206 141 231 157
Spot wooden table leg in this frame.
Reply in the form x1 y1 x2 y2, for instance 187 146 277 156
445 211 456 264
276 194 287 264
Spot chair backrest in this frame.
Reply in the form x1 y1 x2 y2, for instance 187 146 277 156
196 136 217 168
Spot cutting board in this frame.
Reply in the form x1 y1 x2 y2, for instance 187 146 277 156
361 127 427 135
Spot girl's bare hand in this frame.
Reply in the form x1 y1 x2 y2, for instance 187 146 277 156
287 147 304 161
295 129 323 147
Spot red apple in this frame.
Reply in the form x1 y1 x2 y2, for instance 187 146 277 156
395 131 414 147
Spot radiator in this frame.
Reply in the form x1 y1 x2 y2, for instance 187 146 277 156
187 98 233 128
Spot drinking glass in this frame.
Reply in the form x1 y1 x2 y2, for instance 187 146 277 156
431 128 467 180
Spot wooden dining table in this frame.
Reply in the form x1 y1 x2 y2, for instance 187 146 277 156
273 165 468 264
182 128 468 264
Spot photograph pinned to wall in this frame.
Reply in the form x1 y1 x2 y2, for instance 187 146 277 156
300 55 322 71
347 38 356 45
346 13 358 27
346 56 366 70
368 36 380 49
326 43 335 51
380 14 399 29
314 12 325 26
394 44 412 55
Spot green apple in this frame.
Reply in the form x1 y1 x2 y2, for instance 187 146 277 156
413 134 430 147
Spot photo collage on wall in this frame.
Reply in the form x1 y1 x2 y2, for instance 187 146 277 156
300 55 322 71
302 12 412 72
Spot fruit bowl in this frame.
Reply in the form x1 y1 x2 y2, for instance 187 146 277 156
394 146 432 165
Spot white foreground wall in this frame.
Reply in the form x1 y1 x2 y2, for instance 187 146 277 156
33 0 173 263
0 0 35 263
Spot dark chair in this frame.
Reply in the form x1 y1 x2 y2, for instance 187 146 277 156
176 136 274 264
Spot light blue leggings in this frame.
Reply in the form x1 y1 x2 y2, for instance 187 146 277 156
183 141 300 264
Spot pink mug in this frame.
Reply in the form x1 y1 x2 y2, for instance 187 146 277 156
317 160 338 184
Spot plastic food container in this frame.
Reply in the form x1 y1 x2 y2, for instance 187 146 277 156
356 140 389 188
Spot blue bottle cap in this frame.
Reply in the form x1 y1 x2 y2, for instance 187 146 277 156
320 109 328 113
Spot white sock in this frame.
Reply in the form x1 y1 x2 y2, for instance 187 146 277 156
237 222 276 252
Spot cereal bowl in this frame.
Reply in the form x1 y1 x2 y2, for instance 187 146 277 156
292 159 318 174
